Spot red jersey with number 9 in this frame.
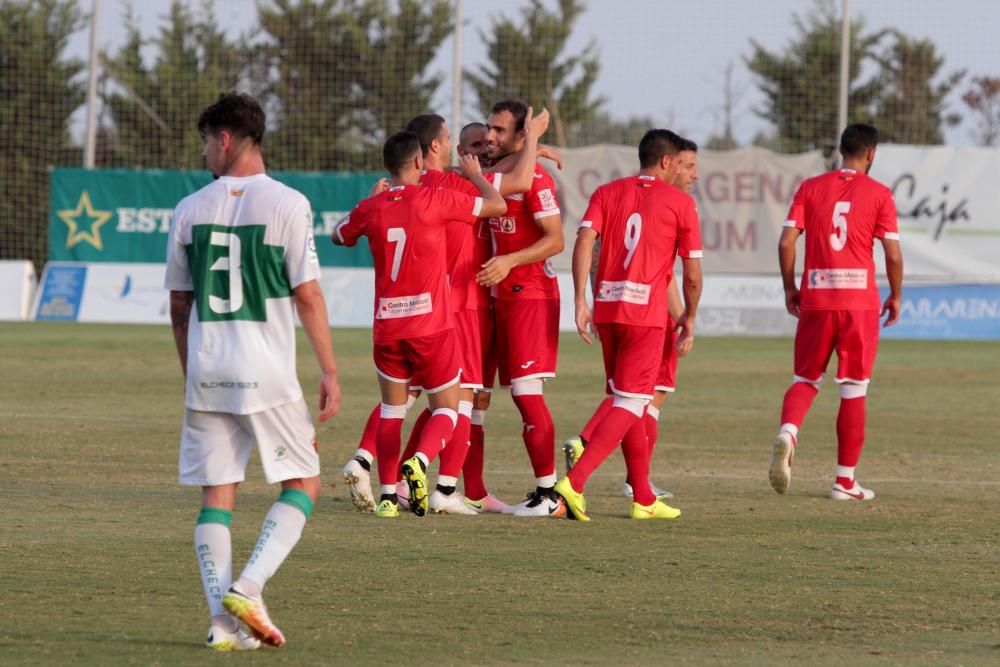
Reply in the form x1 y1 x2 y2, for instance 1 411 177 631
784 168 899 311
581 175 702 328
335 184 482 342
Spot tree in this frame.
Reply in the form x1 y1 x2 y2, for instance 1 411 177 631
254 0 453 171
467 0 605 147
962 76 1000 146
704 62 749 151
745 0 884 154
101 0 243 169
869 31 964 145
0 0 85 267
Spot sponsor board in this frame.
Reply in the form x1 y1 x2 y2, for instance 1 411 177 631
0 260 38 321
33 262 170 323
880 284 1000 340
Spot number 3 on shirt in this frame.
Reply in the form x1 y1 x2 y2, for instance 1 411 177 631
830 201 850 251
624 213 642 269
387 227 406 281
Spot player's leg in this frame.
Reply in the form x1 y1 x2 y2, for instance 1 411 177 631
225 399 321 648
180 409 260 651
371 342 413 517
627 330 679 500
343 403 380 513
562 395 612 473
830 310 881 500
622 414 680 521
770 311 835 494
430 386 477 515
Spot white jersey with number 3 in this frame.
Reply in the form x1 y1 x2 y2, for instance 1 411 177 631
164 173 321 414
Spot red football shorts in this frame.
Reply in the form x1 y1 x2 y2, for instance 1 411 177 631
596 323 665 399
455 308 490 389
794 309 881 383
373 329 461 393
655 316 680 393
494 298 559 387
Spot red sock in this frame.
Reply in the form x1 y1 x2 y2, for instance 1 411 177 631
568 406 640 492
439 413 472 478
400 408 431 463
415 410 457 463
511 394 555 479
780 381 819 429
580 396 613 442
375 416 403 488
621 418 654 506
463 423 487 500
357 403 380 458
836 396 866 468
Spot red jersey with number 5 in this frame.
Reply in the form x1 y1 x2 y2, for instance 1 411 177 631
488 163 561 301
335 184 482 342
784 168 899 311
581 175 702 328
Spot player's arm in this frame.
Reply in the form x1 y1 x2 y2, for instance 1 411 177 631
879 237 903 327
485 107 548 195
293 280 341 422
459 154 506 218
572 227 598 344
675 257 702 346
331 208 364 247
169 290 194 377
666 277 693 357
778 226 802 317
477 213 564 287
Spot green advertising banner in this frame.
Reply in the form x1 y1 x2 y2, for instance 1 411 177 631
50 168 381 266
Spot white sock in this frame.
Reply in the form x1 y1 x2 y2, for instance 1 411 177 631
354 448 374 464
836 465 855 481
236 501 307 597
195 521 232 618
437 475 458 488
416 452 430 469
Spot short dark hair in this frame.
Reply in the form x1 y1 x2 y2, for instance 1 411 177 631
197 92 265 145
403 114 446 157
383 131 422 175
490 99 529 132
460 121 486 143
840 123 879 158
676 136 699 153
638 129 682 168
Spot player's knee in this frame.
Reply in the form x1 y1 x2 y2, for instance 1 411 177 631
511 378 544 397
839 381 868 399
792 374 823 391
380 402 408 419
611 395 650 418
431 407 458 428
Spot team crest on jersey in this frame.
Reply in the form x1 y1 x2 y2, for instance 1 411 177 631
491 216 516 234
229 189 244 197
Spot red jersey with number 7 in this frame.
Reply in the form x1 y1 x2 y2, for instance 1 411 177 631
784 168 899 311
581 175 702 328
334 184 483 342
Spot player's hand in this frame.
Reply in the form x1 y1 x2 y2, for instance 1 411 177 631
318 371 341 423
477 255 515 287
575 301 595 345
673 314 695 357
369 178 388 197
881 295 901 327
538 144 563 170
784 287 801 318
527 106 550 138
459 153 483 180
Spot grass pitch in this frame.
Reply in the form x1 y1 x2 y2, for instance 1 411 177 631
1 322 998 665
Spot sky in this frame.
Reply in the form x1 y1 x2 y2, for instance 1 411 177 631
66 0 1000 147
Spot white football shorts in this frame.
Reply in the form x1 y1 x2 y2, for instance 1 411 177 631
178 398 320 486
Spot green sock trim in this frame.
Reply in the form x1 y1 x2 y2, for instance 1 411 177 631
278 488 314 518
197 506 232 527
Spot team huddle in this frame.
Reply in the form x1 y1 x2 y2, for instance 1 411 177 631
165 93 903 649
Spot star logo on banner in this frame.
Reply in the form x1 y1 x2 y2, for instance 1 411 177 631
57 191 113 250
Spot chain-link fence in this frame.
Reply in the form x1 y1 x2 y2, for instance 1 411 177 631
3 0 998 268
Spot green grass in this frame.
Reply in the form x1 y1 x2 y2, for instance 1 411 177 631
1 322 999 665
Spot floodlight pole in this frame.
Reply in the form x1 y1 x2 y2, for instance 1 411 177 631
836 0 851 161
83 0 101 169
451 0 463 165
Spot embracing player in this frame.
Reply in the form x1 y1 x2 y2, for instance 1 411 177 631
769 123 903 501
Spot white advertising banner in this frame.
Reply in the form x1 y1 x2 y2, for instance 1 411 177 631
33 262 171 323
869 145 1000 281
548 145 826 273
0 260 37 321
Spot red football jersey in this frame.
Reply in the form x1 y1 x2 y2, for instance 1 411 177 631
335 184 482 342
418 169 499 312
582 175 702 328
784 168 899 311
488 163 561 301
